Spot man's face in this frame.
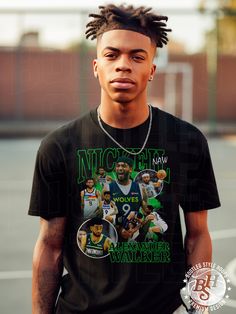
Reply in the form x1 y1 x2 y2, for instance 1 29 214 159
93 29 156 104
142 174 150 184
104 193 111 202
78 230 86 241
98 168 105 175
86 179 94 188
91 224 103 237
115 162 131 182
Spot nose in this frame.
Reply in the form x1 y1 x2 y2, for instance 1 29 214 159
115 55 131 72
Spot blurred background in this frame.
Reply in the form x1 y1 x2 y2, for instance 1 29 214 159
0 0 235 313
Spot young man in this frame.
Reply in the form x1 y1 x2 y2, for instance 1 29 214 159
29 4 220 314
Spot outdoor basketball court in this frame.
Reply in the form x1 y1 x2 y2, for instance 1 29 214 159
0 136 235 313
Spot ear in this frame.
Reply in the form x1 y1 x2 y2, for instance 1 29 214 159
93 59 98 79
150 63 157 77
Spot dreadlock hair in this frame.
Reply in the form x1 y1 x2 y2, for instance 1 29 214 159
85 4 171 48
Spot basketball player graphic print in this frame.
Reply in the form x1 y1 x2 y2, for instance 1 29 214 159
102 191 118 224
81 177 102 219
103 156 147 240
77 217 118 259
135 168 167 208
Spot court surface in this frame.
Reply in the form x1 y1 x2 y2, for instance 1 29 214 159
0 137 235 313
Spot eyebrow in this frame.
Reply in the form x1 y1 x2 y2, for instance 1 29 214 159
103 46 148 55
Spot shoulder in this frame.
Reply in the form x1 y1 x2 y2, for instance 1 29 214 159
155 107 207 140
153 107 208 153
38 111 92 157
109 181 116 188
104 235 111 242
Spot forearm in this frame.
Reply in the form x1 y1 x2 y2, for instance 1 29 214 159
185 230 212 269
32 240 63 314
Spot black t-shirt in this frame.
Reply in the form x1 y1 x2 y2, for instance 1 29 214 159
29 106 221 314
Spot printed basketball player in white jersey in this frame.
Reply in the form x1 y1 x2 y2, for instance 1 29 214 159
140 173 159 198
102 191 118 224
81 178 102 219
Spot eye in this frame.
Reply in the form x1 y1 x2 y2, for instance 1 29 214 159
104 53 117 59
132 55 145 61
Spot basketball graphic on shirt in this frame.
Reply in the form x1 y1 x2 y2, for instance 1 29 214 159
76 218 118 259
135 169 164 196
83 188 100 218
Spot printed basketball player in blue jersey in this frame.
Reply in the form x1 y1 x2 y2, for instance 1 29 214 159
103 156 147 239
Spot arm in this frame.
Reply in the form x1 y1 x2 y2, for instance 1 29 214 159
96 190 102 209
80 234 87 252
95 190 103 217
149 226 162 233
104 237 112 252
141 186 147 203
150 213 168 233
184 210 212 269
80 190 84 210
106 175 113 182
32 217 66 314
110 201 118 215
101 183 109 199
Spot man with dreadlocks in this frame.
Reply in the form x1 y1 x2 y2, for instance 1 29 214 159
29 3 220 314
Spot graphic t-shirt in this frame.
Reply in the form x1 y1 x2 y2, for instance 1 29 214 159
28 106 221 314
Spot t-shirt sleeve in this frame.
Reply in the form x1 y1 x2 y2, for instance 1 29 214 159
180 132 221 212
28 138 68 220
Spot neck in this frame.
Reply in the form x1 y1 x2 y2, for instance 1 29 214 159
92 234 101 242
118 178 131 186
98 99 150 129
87 187 94 192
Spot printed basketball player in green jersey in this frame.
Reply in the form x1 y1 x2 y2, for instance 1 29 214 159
80 217 112 258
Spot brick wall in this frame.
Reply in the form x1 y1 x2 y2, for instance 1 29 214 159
0 50 235 122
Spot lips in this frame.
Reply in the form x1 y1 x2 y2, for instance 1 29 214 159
118 172 125 177
110 78 135 89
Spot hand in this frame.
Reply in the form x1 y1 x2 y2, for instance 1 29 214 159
120 228 132 239
146 214 154 221
127 211 135 220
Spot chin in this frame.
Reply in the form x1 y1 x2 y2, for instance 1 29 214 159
113 99 133 105
111 94 134 104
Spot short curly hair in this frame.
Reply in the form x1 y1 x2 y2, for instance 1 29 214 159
85 4 171 48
